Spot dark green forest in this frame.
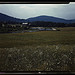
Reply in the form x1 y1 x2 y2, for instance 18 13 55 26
30 21 75 27
0 21 75 33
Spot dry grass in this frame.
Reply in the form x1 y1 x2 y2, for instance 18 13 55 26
0 27 75 72
0 45 75 71
0 28 75 48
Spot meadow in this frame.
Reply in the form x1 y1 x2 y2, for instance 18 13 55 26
0 27 75 72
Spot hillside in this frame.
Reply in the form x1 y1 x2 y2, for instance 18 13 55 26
0 13 26 23
0 13 75 24
26 15 75 23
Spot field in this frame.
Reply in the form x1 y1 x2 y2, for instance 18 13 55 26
0 27 75 73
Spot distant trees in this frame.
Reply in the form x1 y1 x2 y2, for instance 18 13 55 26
0 20 31 33
0 20 75 33
30 21 75 27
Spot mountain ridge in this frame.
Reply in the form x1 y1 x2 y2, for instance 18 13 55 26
0 13 75 23
26 15 75 23
0 13 26 23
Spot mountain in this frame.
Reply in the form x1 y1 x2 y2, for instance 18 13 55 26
0 13 26 23
26 15 75 23
0 13 75 24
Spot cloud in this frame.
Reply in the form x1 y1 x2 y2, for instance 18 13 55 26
0 3 75 19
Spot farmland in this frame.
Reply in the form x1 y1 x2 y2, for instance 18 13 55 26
0 27 75 72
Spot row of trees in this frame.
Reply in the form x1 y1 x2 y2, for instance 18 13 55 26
30 21 75 27
0 21 30 33
0 21 75 28
0 21 75 33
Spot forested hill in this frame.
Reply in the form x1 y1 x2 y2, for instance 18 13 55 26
0 13 75 24
0 13 26 23
26 15 75 23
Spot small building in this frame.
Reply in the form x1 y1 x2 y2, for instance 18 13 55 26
22 23 28 25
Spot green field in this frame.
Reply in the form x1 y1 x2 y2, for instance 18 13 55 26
0 27 75 72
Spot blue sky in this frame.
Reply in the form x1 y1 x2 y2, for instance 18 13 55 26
0 2 75 20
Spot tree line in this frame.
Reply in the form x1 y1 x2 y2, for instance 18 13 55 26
0 21 30 33
30 21 75 27
0 21 75 33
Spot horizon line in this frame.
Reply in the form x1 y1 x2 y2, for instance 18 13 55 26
0 12 75 20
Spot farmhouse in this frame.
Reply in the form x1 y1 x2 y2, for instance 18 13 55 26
22 22 31 25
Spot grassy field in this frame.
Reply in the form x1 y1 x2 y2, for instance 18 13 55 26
0 27 75 48
0 27 75 72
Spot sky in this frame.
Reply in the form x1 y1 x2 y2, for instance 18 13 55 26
0 2 75 20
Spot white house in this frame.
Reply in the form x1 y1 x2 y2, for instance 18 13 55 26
22 23 28 25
